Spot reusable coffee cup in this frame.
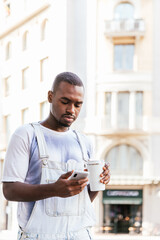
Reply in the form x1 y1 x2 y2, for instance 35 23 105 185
87 159 105 191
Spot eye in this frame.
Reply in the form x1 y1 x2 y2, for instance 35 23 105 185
61 100 69 105
75 103 82 108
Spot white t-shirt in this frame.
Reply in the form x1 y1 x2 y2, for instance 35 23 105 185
2 123 93 228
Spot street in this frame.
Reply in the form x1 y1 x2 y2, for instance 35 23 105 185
0 230 160 240
94 233 160 240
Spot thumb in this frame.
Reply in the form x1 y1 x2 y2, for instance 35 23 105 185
60 170 74 180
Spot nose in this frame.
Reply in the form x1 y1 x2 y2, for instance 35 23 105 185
66 104 75 115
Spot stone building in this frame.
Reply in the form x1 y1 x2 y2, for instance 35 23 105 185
0 0 160 236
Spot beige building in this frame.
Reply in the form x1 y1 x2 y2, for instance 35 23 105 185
0 0 160 237
86 0 160 236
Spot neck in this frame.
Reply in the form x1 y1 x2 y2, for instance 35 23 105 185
40 117 69 132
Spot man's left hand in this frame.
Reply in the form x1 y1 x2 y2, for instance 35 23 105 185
100 162 110 184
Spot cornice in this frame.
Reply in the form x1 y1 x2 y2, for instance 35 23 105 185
0 3 50 39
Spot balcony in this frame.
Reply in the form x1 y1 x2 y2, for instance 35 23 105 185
105 19 145 38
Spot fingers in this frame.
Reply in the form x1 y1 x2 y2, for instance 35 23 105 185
100 173 110 184
69 177 88 186
64 179 88 197
100 162 110 184
70 182 87 194
63 171 88 192
103 162 110 170
100 165 109 177
84 168 88 172
60 170 74 179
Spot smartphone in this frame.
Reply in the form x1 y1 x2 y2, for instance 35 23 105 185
69 171 89 180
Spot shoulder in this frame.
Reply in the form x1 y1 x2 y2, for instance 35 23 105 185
14 123 34 138
5 123 38 160
10 123 35 147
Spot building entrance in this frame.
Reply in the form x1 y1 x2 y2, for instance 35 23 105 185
104 204 142 234
103 190 143 234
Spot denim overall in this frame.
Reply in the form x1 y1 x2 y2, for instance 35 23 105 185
18 123 95 240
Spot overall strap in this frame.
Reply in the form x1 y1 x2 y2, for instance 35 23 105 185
73 130 89 163
31 124 88 165
31 122 49 160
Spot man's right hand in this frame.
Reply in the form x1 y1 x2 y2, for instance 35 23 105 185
53 171 88 198
3 171 88 202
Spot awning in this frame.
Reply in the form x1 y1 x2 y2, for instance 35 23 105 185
103 189 143 205
103 198 142 205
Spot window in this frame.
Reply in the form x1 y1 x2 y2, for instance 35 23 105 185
5 115 12 144
114 2 134 20
41 19 48 41
114 44 134 71
40 57 48 82
135 92 143 128
5 42 11 60
105 144 143 176
22 67 30 89
117 92 129 128
4 0 11 17
3 76 11 96
22 31 29 51
105 93 111 127
104 91 143 129
22 108 29 124
40 101 49 120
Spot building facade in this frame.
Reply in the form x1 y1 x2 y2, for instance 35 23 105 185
85 0 160 235
0 0 160 236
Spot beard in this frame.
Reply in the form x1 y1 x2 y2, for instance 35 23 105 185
58 120 71 128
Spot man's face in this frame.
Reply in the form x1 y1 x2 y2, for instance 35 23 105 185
48 81 84 129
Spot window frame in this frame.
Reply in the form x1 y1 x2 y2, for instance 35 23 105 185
22 66 30 89
22 31 29 51
114 43 135 71
105 144 143 176
5 42 11 60
40 57 49 82
41 19 48 41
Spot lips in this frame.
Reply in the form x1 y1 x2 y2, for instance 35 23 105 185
63 115 75 122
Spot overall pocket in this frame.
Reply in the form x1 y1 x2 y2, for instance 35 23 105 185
45 181 86 217
42 161 87 217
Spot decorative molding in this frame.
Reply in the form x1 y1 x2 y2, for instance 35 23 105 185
0 3 50 39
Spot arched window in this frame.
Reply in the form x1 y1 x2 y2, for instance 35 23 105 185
22 31 29 51
40 57 48 81
41 19 48 41
22 67 30 89
5 42 11 60
105 144 143 176
114 2 134 19
4 76 11 96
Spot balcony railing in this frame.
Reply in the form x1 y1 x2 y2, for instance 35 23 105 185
105 19 145 37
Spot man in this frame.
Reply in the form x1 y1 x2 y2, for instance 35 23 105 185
2 72 110 240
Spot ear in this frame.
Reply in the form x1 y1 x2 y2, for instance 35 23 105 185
48 91 53 103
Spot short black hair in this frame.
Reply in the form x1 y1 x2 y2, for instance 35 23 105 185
52 72 84 93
